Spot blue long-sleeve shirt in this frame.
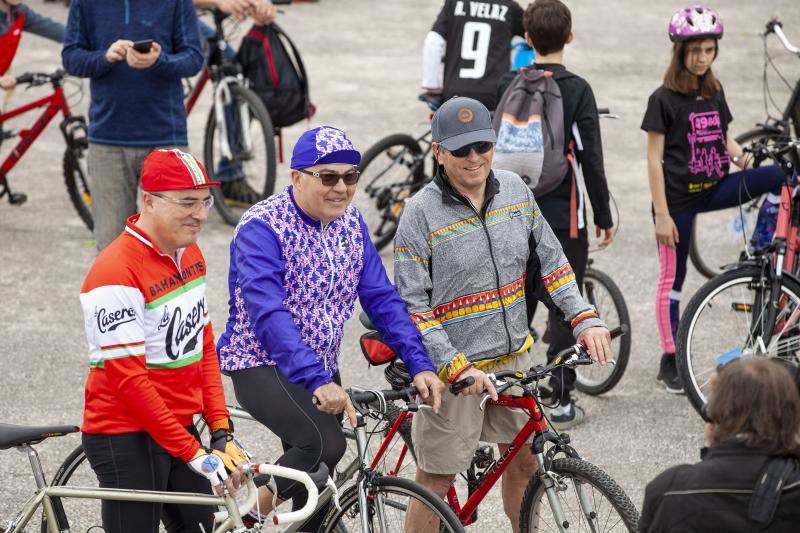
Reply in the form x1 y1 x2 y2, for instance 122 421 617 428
217 187 435 393
62 0 203 146
1 5 65 43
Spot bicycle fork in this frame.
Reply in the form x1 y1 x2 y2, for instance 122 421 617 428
213 77 253 161
537 452 600 533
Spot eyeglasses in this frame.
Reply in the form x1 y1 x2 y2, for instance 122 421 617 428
446 141 494 158
150 192 214 212
297 168 361 187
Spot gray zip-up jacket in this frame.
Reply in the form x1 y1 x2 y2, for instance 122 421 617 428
394 169 604 380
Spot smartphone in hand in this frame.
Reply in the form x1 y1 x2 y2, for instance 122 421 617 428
132 39 153 53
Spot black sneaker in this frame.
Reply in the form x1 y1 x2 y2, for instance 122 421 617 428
657 353 684 394
549 399 585 430
221 178 261 207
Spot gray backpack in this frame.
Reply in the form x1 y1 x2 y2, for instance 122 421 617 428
492 68 569 196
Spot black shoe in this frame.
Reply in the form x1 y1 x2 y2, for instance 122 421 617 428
221 179 261 207
550 399 585 430
657 353 684 394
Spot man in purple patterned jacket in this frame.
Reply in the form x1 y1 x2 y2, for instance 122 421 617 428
216 125 443 520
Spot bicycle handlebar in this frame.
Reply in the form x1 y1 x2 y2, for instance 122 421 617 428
766 19 800 55
15 69 66 87
212 463 320 526
349 386 418 407
743 140 800 176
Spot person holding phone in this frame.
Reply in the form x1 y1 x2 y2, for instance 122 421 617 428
62 0 204 251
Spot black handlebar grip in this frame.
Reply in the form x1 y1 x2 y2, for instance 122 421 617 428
609 324 628 339
597 107 610 115
16 72 33 84
449 376 475 395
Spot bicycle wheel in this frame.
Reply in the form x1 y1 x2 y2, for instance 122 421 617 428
41 444 104 533
575 268 631 395
320 476 463 532
355 133 427 252
519 458 638 533
204 83 276 226
688 128 784 278
676 265 800 416
63 146 94 231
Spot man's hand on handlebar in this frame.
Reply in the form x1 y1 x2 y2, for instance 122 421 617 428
212 0 276 24
453 367 498 401
313 381 357 427
0 75 15 90
576 326 613 365
411 370 445 413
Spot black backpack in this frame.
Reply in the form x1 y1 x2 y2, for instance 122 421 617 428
236 23 315 128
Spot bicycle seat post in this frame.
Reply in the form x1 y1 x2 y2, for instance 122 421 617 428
18 444 48 490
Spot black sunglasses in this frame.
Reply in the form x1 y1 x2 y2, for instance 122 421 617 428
297 168 361 187
447 141 494 158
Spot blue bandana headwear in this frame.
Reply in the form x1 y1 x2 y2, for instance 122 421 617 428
290 126 361 170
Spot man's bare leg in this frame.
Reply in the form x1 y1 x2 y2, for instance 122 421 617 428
403 468 456 532
499 443 539 533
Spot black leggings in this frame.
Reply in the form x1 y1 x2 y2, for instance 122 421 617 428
230 365 346 507
82 426 212 533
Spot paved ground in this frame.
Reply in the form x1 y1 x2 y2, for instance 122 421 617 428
1 0 799 530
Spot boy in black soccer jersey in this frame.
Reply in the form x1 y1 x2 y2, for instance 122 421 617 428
504 0 615 429
422 0 524 111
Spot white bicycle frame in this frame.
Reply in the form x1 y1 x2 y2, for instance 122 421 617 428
5 440 320 533
213 75 254 161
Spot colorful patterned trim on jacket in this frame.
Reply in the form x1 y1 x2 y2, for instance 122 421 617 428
411 276 526 335
542 263 576 297
570 309 600 329
394 247 429 270
428 202 533 248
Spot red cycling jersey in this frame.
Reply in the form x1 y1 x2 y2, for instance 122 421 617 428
79 215 229 461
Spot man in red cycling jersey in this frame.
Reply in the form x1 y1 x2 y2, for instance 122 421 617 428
79 149 247 533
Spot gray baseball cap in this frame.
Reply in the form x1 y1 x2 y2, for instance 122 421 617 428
431 96 497 151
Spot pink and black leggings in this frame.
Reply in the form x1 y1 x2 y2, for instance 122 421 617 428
655 166 784 354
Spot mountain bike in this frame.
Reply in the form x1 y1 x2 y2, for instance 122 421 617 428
689 18 800 279
0 70 92 229
187 8 277 226
676 138 800 417
359 319 638 531
0 421 322 533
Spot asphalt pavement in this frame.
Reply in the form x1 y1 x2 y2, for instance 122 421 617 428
1 0 799 530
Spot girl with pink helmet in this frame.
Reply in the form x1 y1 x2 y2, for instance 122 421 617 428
641 5 784 393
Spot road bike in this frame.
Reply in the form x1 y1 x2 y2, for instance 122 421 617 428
187 9 277 226
42 402 463 532
689 18 800 279
676 138 800 417
0 421 323 533
359 318 638 531
0 70 92 229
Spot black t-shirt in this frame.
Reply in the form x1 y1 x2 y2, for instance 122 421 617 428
432 0 524 111
641 85 733 213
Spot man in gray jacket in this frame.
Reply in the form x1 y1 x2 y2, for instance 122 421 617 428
395 96 611 532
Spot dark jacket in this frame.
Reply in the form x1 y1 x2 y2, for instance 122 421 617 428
640 439 800 533
498 63 612 231
62 0 204 147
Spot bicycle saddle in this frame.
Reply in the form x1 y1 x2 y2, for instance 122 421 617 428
0 423 79 449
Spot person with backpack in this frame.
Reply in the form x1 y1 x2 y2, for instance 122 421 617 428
493 0 614 428
639 358 800 532
642 6 783 393
422 0 525 111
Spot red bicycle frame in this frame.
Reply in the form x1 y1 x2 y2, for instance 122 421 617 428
371 394 546 526
0 85 71 185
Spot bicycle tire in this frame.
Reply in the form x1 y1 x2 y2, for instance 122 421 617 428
320 475 464 532
204 83 276 226
688 127 782 279
63 147 94 231
356 133 426 251
41 444 96 533
519 457 638 533
575 268 631 395
676 265 800 416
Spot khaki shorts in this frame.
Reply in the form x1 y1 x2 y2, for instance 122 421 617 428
411 351 535 474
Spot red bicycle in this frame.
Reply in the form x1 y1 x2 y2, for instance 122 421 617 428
0 69 92 229
357 323 638 532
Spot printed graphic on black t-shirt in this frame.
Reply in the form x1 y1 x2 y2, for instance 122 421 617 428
432 0 524 111
641 85 733 213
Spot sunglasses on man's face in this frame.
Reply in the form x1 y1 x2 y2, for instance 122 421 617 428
297 168 361 187
446 141 494 158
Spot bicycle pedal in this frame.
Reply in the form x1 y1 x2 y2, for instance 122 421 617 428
8 192 27 205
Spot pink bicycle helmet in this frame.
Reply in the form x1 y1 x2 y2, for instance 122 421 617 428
668 6 723 42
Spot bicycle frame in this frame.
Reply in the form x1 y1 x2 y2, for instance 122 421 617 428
0 86 70 186
375 394 564 527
